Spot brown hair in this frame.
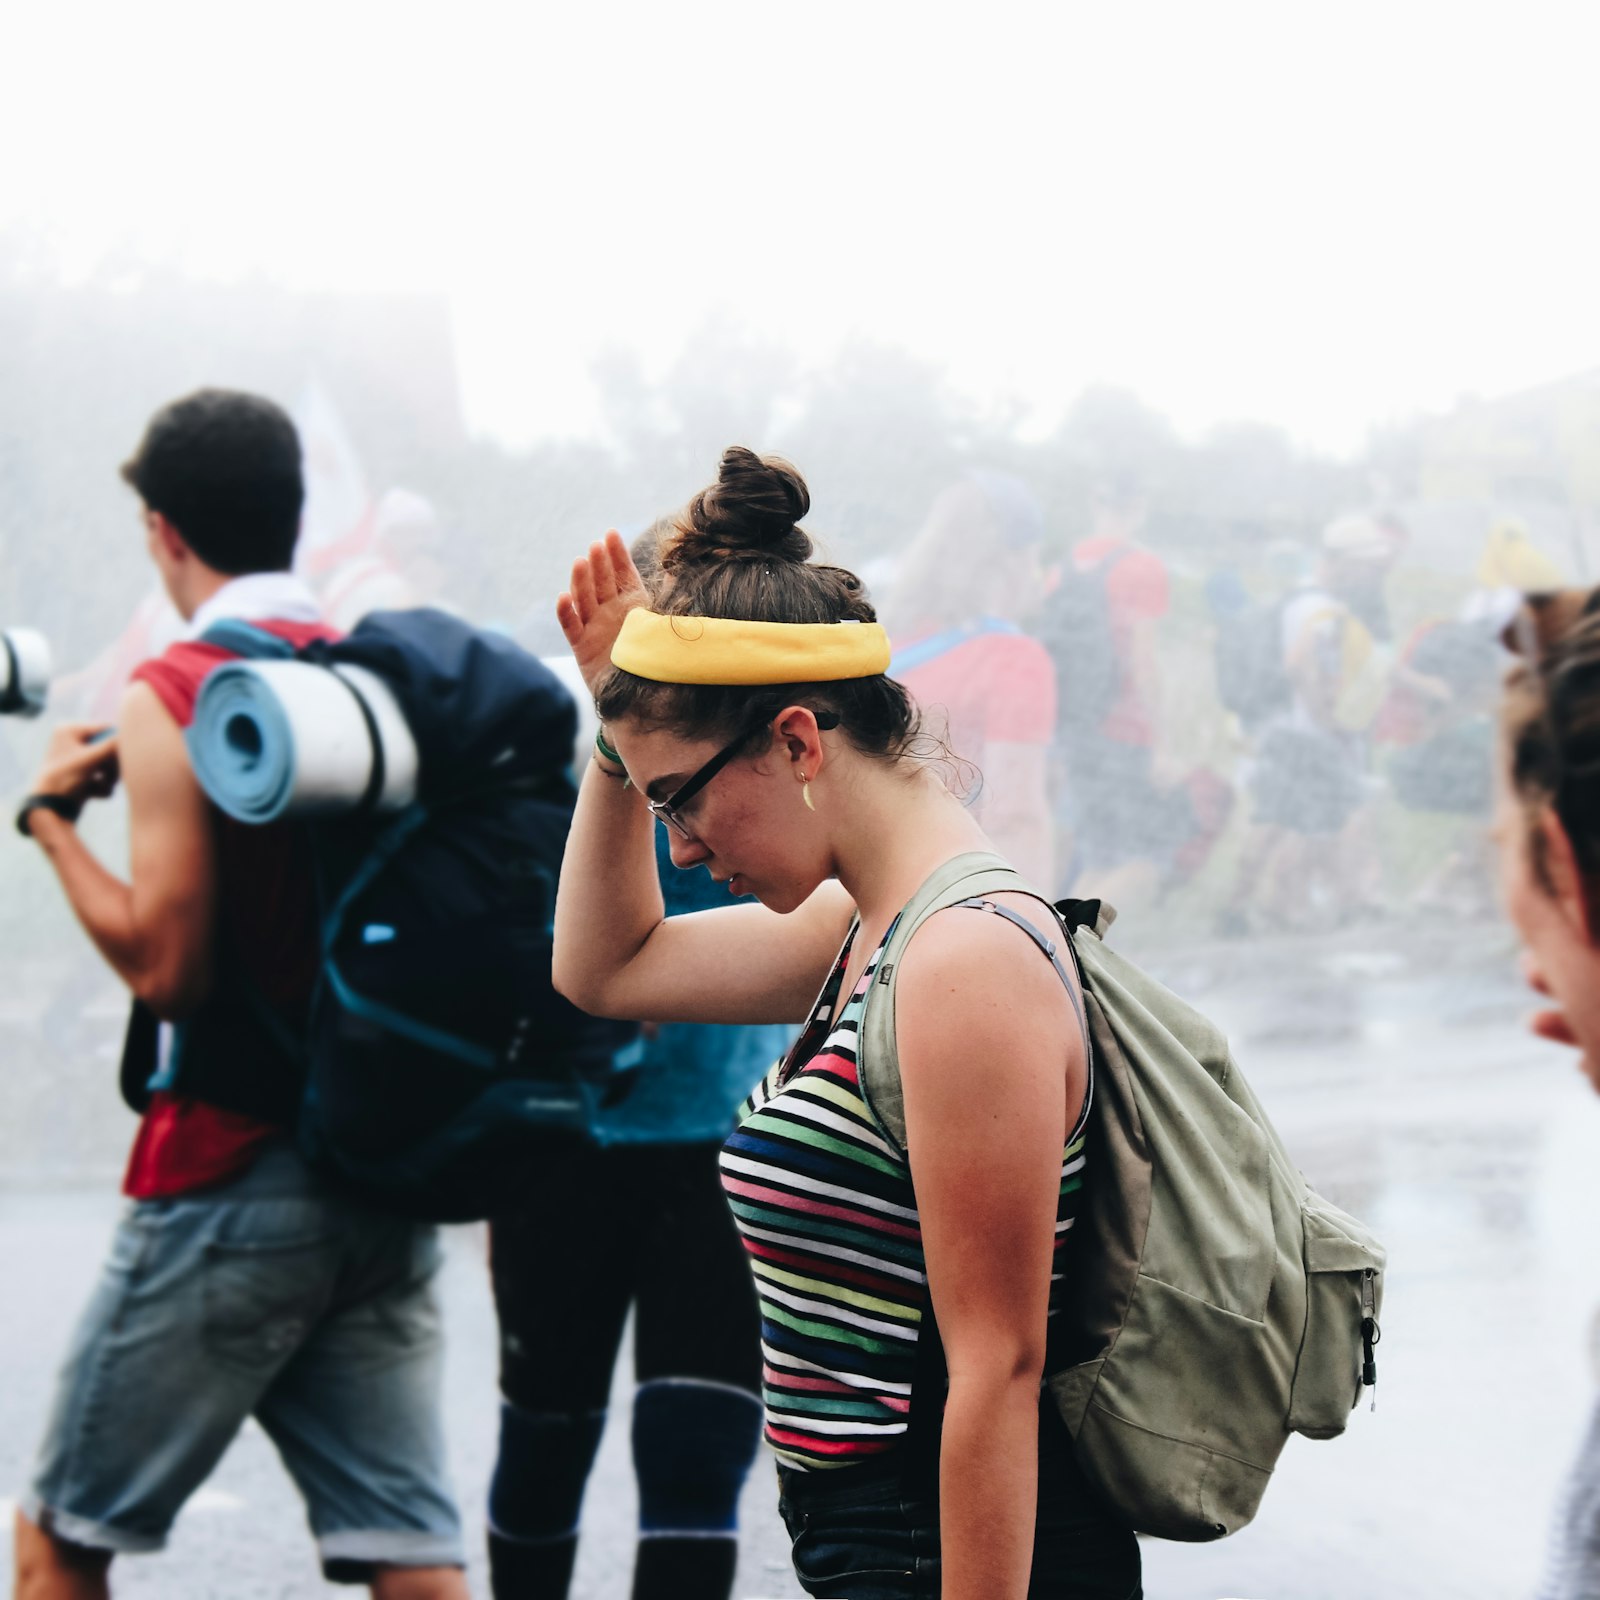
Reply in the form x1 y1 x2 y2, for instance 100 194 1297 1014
1503 588 1600 902
597 447 920 763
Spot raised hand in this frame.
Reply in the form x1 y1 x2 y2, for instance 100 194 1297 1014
556 530 651 697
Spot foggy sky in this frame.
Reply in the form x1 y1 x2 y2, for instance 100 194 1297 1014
4 0 1598 454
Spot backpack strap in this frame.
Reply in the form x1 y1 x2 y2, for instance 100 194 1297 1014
952 897 1091 1070
876 862 1105 1481
890 617 1020 676
199 619 298 660
856 851 1103 1153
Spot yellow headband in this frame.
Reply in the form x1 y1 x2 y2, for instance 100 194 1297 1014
611 609 891 685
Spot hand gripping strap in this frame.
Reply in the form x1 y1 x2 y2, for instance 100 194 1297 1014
856 851 1100 1153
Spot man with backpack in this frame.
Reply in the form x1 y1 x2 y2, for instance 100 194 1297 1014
12 390 466 1599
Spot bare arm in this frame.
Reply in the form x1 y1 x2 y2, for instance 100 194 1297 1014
26 684 217 1017
552 752 854 1023
897 903 1085 1600
978 739 1054 889
550 530 854 1025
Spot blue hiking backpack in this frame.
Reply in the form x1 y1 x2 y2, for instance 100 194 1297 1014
126 609 636 1221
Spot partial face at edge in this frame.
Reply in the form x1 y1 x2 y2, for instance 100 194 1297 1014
1493 755 1600 1090
611 717 827 915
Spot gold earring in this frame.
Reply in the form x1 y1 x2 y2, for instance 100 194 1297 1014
802 774 816 812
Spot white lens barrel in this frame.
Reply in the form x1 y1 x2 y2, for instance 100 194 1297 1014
0 629 51 717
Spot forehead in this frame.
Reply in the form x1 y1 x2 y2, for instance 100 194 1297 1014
612 720 724 799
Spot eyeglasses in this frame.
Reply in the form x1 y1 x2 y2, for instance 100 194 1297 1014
646 710 840 840
647 728 758 839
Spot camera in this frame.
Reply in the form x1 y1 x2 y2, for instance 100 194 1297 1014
0 628 51 717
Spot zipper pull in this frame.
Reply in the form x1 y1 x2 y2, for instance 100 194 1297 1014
1360 1268 1380 1411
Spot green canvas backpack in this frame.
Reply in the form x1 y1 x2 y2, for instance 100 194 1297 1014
857 852 1385 1542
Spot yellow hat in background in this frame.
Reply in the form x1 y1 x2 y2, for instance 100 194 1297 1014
1477 518 1564 591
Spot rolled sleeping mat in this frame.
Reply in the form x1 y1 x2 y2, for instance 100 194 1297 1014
0 628 51 717
187 660 420 824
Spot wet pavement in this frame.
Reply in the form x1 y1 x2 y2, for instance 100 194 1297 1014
2 920 1596 1597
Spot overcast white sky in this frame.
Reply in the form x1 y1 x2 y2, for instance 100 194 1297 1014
4 0 1597 455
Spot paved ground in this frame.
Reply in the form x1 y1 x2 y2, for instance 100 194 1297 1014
2 920 1596 1597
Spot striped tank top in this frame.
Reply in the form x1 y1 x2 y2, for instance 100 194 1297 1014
719 912 1090 1471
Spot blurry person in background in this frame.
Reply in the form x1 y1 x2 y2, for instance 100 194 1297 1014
1370 517 1565 920
1225 514 1391 933
1373 520 1542 918
483 525 785 1600
1494 588 1600 1600
1043 477 1177 908
1337 511 1406 646
889 472 1056 887
1464 515 1566 630
1374 611 1505 916
321 487 453 629
11 390 467 1600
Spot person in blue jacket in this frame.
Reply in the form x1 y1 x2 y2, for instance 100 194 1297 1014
484 532 791 1600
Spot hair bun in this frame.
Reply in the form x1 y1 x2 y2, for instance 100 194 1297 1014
666 446 813 570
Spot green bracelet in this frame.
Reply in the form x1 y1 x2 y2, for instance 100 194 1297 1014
593 727 630 786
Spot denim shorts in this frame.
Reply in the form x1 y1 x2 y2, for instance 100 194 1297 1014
776 1400 1142 1600
23 1143 463 1581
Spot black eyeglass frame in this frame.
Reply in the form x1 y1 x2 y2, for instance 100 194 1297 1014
647 708 840 839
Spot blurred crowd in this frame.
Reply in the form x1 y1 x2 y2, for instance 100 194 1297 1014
30 455 1566 950
885 473 1567 938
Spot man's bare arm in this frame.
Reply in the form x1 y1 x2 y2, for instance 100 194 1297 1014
27 683 217 1018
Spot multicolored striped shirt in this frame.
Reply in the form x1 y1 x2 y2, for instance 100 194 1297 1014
719 915 1090 1471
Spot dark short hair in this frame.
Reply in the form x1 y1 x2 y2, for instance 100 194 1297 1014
121 389 304 574
1504 588 1600 913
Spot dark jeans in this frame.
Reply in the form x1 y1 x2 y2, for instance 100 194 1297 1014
776 1401 1141 1599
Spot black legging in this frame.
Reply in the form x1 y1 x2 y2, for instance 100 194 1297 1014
488 1140 762 1600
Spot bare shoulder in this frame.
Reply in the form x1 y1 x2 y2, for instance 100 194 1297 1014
897 893 1070 994
895 892 1081 1050
894 893 1082 1140
117 678 183 746
117 679 204 806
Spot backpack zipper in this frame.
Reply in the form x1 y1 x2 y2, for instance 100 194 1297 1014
1360 1268 1380 1412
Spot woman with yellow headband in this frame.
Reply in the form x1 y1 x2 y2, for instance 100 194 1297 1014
553 448 1139 1599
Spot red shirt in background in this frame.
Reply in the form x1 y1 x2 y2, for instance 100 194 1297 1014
1072 536 1169 747
894 627 1057 781
122 619 338 1199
